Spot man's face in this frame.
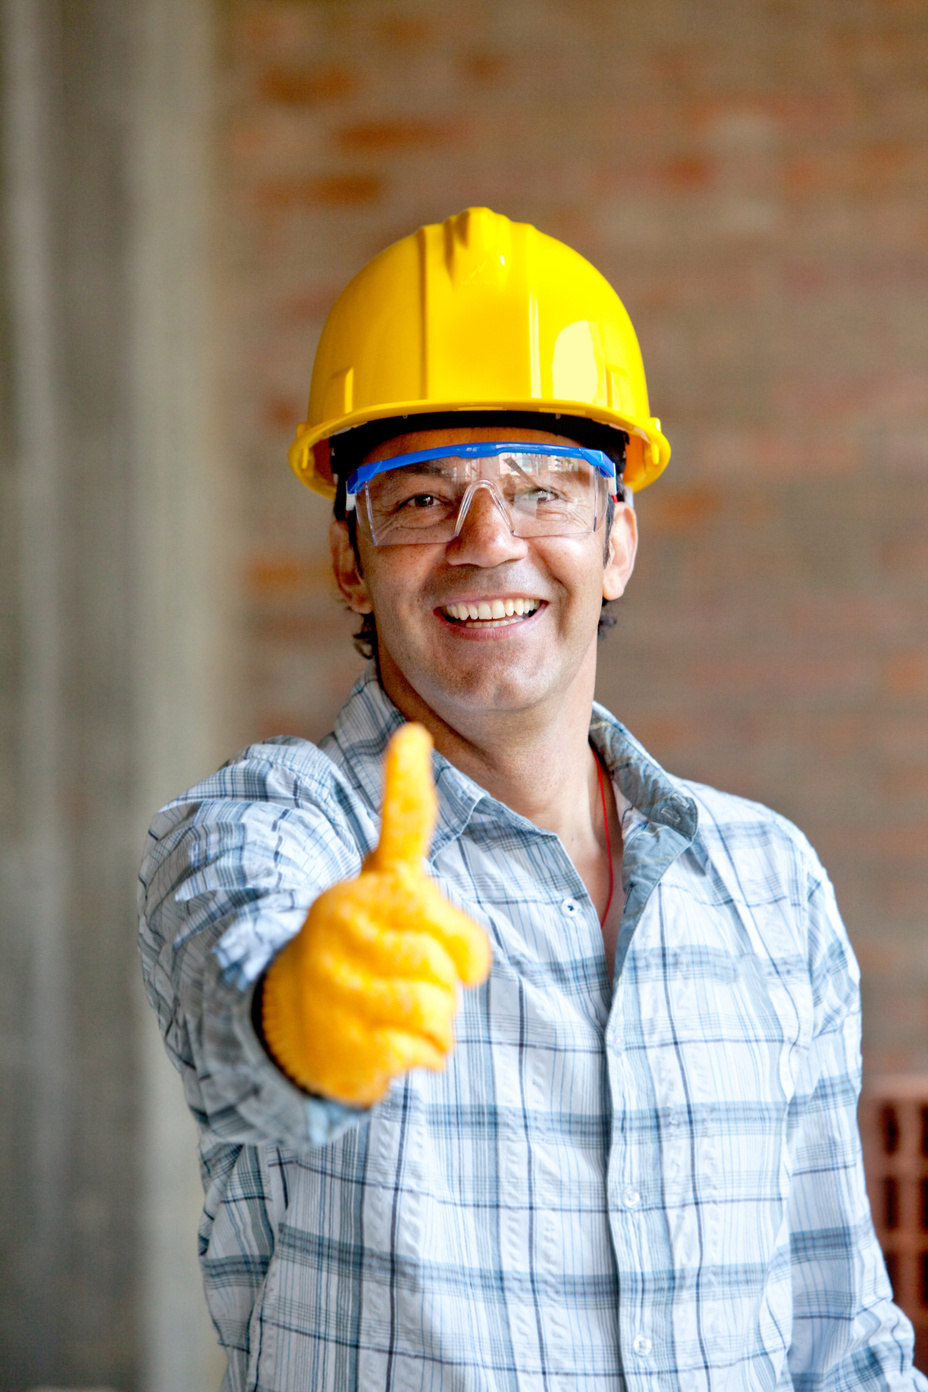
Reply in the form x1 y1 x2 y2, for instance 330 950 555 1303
330 425 637 734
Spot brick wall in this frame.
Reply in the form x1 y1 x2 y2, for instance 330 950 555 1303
217 0 928 1073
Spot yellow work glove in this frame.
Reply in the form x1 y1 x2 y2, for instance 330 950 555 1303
261 722 491 1107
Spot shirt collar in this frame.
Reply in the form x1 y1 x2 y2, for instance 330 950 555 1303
325 667 486 857
589 704 701 848
326 666 702 863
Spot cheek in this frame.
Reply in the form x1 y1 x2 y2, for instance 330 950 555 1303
543 541 607 605
364 554 431 627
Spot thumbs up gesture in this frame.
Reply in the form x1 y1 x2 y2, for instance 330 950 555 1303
261 723 491 1107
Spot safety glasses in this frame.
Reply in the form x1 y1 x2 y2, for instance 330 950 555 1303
346 442 617 547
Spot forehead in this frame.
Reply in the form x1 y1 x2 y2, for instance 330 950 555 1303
360 423 585 469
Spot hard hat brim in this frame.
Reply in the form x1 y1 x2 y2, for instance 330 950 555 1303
290 400 669 500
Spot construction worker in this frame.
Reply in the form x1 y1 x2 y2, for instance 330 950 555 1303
139 209 924 1390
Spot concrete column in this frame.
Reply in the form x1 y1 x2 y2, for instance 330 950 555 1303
129 1 229 1389
0 3 71 1382
0 1 229 1386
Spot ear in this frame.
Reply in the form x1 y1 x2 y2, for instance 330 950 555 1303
329 519 373 614
603 501 638 602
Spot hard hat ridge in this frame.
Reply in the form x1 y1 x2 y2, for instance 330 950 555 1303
441 207 513 286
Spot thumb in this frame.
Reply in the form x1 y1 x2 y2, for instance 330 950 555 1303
368 722 437 870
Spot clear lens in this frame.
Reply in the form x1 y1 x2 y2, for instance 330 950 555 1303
358 451 608 546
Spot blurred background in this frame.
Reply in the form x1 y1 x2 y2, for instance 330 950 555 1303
1 0 927 1387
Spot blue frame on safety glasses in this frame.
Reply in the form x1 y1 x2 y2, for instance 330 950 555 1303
347 441 618 547
344 441 618 496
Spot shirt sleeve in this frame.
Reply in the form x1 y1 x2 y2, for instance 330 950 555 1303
786 857 928 1390
137 745 376 1150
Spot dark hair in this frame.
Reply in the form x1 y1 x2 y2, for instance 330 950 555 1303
333 413 627 658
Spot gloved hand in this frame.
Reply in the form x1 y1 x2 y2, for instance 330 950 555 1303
261 722 491 1106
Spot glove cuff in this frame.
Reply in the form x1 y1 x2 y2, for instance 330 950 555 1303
260 945 320 1094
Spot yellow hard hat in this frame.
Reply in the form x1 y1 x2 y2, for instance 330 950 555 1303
289 207 670 497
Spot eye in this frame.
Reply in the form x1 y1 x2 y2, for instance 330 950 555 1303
513 483 564 507
401 492 443 510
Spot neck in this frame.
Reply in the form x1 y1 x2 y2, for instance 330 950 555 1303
375 647 602 849
375 642 621 945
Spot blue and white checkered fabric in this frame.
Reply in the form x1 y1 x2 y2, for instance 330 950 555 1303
139 667 924 1391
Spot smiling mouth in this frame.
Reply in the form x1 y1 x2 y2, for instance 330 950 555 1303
440 598 541 627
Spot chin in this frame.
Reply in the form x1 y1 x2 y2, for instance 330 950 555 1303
378 618 597 724
416 655 564 718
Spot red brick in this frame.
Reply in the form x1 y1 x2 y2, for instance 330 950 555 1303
460 51 508 84
856 939 909 973
378 16 431 47
232 10 310 53
880 873 928 920
830 28 916 68
336 120 456 153
808 712 872 756
785 143 928 201
862 1047 923 1076
784 256 928 298
784 596 917 644
615 712 713 757
261 395 301 433
259 66 354 105
869 821 928 861
776 370 928 423
883 651 928 698
877 715 928 761
642 486 722 533
671 155 714 191
254 175 383 208
880 763 928 801
245 556 331 595
878 534 928 580
687 430 859 479
679 651 875 701
649 46 699 88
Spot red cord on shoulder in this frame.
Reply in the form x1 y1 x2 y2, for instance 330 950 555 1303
596 757 614 929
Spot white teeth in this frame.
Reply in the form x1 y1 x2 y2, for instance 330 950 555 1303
442 599 540 622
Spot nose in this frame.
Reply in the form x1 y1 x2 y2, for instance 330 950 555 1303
446 481 528 566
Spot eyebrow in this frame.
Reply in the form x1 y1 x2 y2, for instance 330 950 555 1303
375 459 453 478
401 460 450 475
377 453 570 476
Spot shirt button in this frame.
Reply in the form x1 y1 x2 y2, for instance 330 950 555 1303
632 1334 652 1357
561 899 579 917
622 1186 641 1209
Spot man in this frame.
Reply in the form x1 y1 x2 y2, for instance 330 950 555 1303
139 208 924 1390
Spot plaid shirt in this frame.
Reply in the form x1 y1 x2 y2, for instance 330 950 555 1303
139 669 924 1391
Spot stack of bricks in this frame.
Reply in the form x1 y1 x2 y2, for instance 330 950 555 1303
861 1076 928 1367
217 0 928 1076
